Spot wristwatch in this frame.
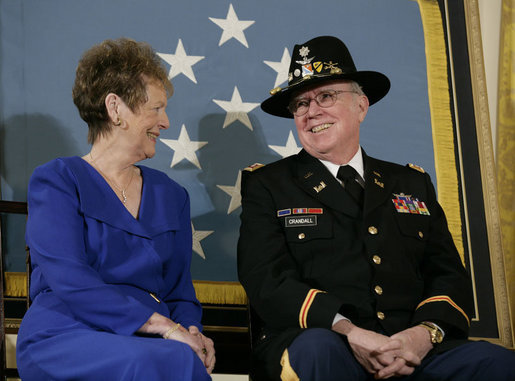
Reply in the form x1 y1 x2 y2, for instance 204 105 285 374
419 321 444 344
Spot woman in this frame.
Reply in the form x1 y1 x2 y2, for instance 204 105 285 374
16 38 215 380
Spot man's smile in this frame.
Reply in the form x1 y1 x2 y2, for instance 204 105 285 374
310 123 333 133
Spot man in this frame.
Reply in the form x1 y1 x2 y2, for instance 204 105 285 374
237 36 514 381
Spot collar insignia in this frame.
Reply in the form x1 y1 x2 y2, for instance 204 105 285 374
313 181 326 193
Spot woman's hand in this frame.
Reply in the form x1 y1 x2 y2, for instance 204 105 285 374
137 312 208 364
188 325 216 374
164 324 207 364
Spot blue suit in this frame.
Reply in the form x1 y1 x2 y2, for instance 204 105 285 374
17 157 210 381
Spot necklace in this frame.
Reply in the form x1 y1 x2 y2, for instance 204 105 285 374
89 153 135 204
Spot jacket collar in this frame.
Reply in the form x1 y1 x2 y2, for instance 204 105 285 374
363 154 397 215
293 150 396 217
66 157 180 238
294 149 361 218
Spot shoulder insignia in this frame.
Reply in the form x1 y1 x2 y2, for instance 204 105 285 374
244 163 265 172
407 163 425 173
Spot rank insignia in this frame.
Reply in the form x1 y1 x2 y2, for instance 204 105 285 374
392 193 430 215
277 209 291 217
408 163 425 173
244 163 264 172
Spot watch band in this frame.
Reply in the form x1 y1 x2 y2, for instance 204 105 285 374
419 321 444 344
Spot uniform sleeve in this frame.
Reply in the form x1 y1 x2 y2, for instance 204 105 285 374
411 173 473 338
237 171 342 329
160 190 203 330
26 161 156 335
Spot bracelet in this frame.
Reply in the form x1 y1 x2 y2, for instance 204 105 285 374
163 323 181 339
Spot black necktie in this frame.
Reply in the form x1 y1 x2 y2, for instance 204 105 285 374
337 165 364 206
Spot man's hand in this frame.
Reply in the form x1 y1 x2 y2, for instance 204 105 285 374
332 320 396 374
373 325 433 379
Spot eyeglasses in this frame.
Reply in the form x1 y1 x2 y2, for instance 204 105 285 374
288 90 358 116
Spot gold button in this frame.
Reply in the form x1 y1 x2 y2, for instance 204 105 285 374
368 226 378 235
377 311 385 320
372 255 381 265
374 285 383 295
298 233 305 240
418 231 424 239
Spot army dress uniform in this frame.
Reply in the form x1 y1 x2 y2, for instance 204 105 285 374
237 149 473 380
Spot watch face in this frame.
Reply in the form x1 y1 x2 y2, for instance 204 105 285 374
421 322 443 344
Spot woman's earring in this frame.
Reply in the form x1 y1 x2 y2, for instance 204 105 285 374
114 118 121 126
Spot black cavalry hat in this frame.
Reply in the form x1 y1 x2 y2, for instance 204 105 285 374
261 36 390 118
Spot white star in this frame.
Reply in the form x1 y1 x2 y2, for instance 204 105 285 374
264 47 291 88
217 171 242 214
157 39 204 84
160 124 207 169
191 222 213 259
209 4 255 48
213 86 260 130
269 131 302 158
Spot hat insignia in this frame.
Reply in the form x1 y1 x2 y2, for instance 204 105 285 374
324 61 342 74
296 46 314 65
302 64 314 77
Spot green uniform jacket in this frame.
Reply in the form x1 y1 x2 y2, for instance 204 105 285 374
237 149 473 380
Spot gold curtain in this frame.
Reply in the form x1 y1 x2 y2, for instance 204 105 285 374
417 0 465 263
497 0 515 342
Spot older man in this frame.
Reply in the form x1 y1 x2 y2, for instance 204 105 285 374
237 36 514 381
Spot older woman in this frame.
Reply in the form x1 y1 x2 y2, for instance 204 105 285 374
16 38 215 380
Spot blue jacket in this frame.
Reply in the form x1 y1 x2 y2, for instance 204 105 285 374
19 156 201 344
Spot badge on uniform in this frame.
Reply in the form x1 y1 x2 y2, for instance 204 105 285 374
392 193 430 215
277 208 323 219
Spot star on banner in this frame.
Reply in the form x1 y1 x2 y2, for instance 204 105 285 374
264 47 291 88
191 222 213 259
217 171 242 214
157 39 204 84
209 3 255 48
160 124 207 168
213 86 259 130
269 130 302 158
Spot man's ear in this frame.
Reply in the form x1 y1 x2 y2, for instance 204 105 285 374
357 95 369 123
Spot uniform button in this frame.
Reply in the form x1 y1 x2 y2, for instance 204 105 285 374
374 285 383 295
298 233 305 240
418 231 424 239
368 226 378 235
377 311 385 320
372 255 382 265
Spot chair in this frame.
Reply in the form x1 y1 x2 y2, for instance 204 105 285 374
1 200 28 380
247 304 275 381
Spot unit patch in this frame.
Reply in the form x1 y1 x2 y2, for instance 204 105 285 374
392 193 430 215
